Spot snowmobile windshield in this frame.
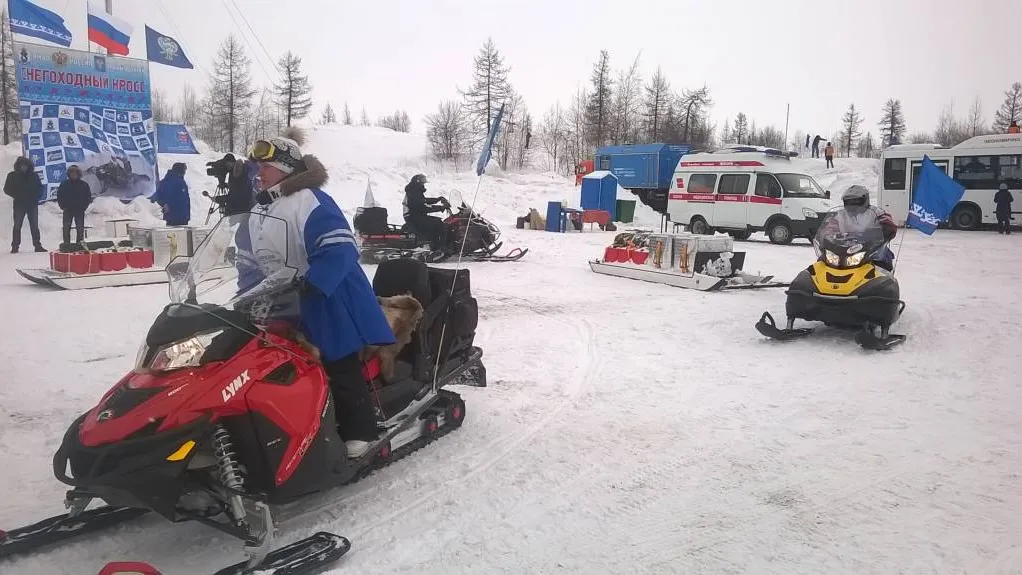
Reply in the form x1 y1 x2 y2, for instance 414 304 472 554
813 207 888 265
166 211 299 324
775 173 827 198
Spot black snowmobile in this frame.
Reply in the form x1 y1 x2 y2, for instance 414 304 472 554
755 208 906 350
0 213 488 574
353 198 527 264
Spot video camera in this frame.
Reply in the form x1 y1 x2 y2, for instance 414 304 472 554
206 155 235 189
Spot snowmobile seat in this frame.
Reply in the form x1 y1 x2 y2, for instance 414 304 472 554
372 258 443 382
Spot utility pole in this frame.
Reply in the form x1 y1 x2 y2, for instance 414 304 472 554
783 103 790 152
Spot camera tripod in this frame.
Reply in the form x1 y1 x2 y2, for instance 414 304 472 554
203 184 230 225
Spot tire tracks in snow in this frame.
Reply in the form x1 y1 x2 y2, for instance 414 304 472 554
292 296 602 542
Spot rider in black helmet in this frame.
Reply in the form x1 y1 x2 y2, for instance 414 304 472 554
402 174 450 250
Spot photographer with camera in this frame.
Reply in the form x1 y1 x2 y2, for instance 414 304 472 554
206 153 255 219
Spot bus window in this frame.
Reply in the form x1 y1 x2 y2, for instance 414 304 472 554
997 154 1022 186
754 174 782 199
884 158 907 190
953 156 996 189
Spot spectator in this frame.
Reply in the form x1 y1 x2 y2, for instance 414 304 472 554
824 142 835 169
812 134 823 158
56 165 92 246
994 182 1014 235
225 156 255 215
151 162 190 226
3 156 45 253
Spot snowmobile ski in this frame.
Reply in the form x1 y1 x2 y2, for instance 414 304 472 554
854 326 906 351
213 532 351 575
467 247 528 262
0 505 149 559
754 312 814 341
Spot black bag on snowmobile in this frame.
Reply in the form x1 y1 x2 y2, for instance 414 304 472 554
354 206 390 235
427 267 478 361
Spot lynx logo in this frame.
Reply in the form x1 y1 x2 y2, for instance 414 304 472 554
221 371 251 403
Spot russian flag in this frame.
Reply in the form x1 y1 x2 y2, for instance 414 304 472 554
86 1 133 56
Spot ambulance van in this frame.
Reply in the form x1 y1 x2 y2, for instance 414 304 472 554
666 146 837 245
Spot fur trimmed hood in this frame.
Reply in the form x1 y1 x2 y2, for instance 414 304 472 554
277 154 328 197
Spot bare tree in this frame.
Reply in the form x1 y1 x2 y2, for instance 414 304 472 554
178 83 201 127
678 85 713 146
908 132 933 144
934 102 970 147
642 67 671 142
495 91 532 170
342 101 353 125
274 51 313 127
246 88 277 143
360 106 370 127
585 50 614 150
611 53 642 144
378 110 411 132
151 89 174 122
539 102 567 171
966 96 987 137
564 88 589 173
207 35 257 152
460 38 512 145
857 131 877 158
878 98 906 147
992 82 1022 133
0 8 19 145
749 125 785 149
840 104 863 156
424 100 469 161
320 103 337 124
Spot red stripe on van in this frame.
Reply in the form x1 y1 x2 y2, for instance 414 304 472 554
749 196 783 205
679 161 765 167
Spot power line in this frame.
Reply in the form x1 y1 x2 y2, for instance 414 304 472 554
218 0 273 83
227 0 277 73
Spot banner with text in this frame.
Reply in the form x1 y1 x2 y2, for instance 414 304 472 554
15 41 157 203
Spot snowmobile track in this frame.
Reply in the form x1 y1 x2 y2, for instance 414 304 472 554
340 306 602 543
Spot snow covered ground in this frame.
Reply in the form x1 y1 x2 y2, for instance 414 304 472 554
1 127 1020 574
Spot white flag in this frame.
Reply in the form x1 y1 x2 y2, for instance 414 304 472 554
363 179 380 208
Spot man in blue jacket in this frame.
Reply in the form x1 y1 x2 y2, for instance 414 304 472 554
247 128 395 458
152 162 190 226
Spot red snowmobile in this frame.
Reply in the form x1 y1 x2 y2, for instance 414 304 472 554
354 194 527 264
0 213 487 574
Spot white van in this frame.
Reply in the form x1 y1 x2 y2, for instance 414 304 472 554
666 146 837 245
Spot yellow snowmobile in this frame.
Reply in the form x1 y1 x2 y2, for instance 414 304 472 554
755 208 906 350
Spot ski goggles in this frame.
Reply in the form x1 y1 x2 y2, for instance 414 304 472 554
248 140 278 162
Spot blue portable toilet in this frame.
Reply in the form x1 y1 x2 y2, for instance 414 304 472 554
580 171 619 220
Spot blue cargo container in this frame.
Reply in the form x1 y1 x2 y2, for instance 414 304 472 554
594 143 693 213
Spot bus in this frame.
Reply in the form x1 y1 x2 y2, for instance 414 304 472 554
878 133 1022 230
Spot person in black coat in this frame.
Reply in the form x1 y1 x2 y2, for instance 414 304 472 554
225 156 255 215
812 135 823 158
3 156 45 253
56 165 92 246
401 174 449 250
994 182 1014 235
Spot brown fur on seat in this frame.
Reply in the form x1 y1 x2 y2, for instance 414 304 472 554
279 294 424 379
364 294 424 379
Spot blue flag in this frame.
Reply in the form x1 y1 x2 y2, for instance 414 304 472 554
8 0 72 47
145 26 194 69
907 155 966 235
156 123 199 154
475 102 505 176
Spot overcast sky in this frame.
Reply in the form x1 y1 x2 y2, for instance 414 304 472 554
23 0 1022 143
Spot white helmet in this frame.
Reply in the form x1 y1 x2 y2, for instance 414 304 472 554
842 185 870 207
